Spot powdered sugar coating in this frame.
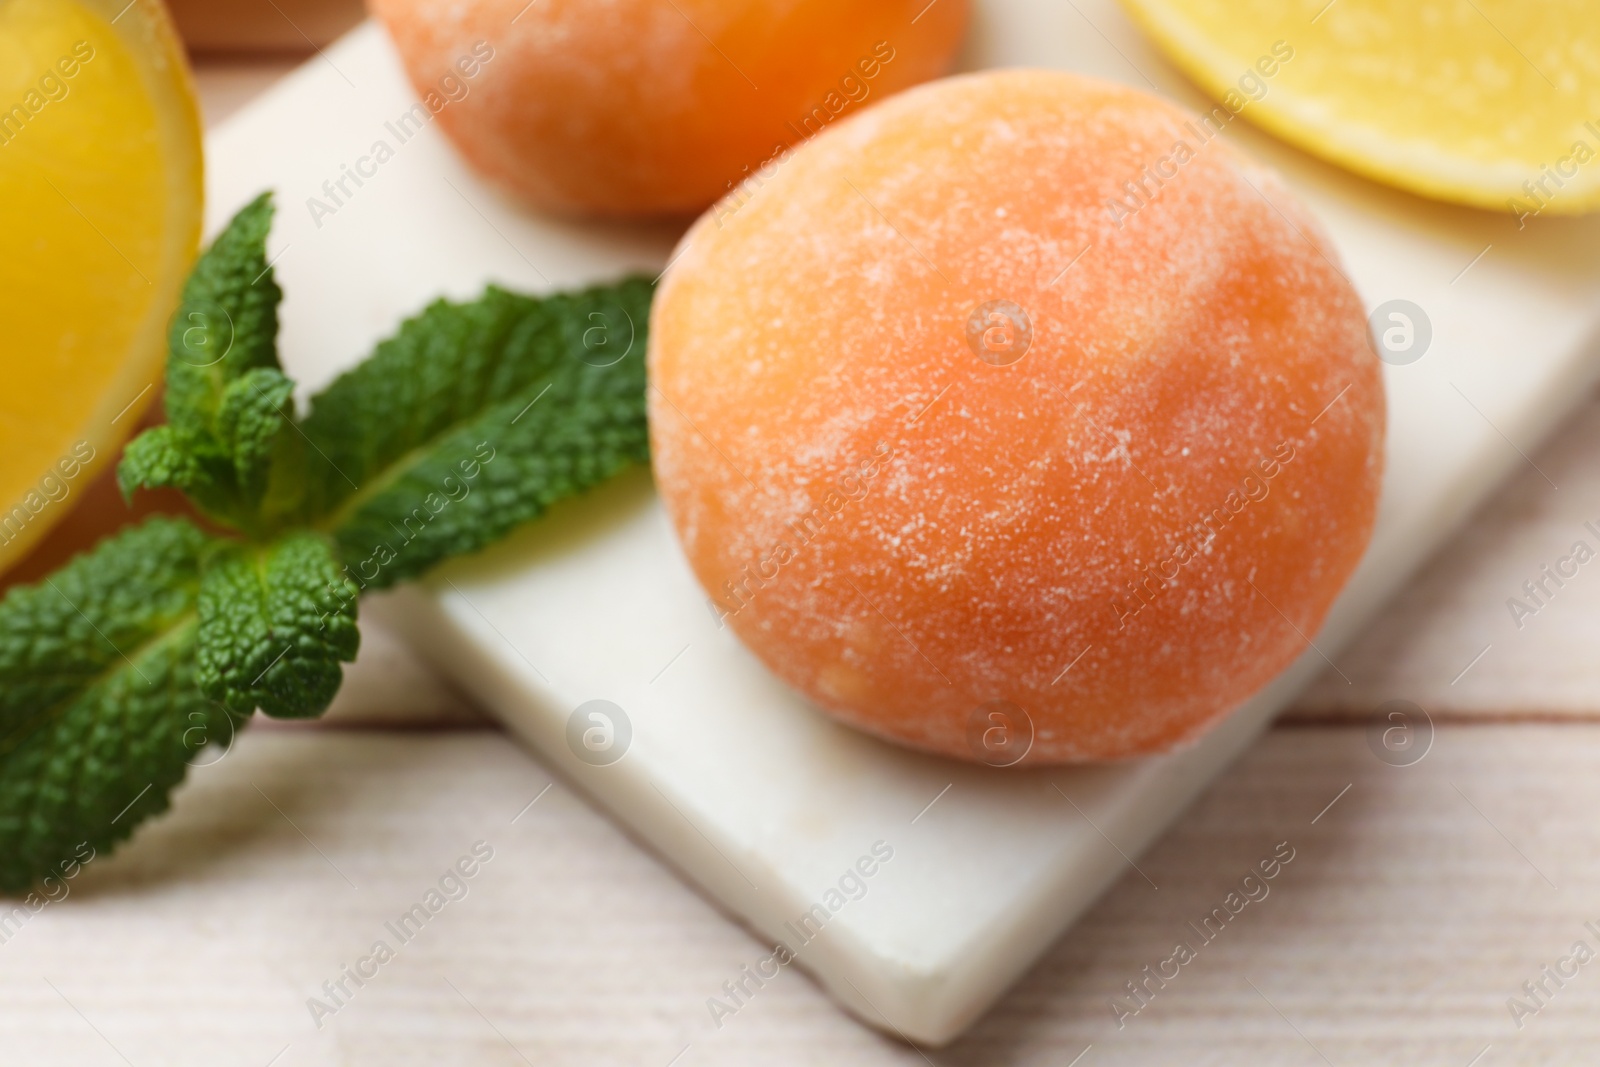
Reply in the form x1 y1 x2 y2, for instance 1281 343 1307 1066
369 0 969 216
650 69 1384 763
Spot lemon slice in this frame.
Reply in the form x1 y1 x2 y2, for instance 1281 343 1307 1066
1118 0 1600 215
0 0 202 576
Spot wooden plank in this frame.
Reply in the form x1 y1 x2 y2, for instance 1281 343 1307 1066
3 725 1594 1063
171 0 363 54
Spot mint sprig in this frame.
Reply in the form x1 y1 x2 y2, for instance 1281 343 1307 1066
0 518 231 887
301 277 652 587
0 193 654 892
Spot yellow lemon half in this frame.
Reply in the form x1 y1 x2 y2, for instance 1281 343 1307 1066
0 0 202 575
1118 0 1600 216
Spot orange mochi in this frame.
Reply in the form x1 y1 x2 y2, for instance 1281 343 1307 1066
370 0 970 218
648 69 1384 764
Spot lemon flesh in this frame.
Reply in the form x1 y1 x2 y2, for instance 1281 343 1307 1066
0 0 202 575
1119 0 1600 214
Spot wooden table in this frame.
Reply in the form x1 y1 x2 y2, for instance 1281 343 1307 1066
7 50 1598 1067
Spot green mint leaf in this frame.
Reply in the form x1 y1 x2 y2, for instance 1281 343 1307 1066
0 518 241 893
196 532 359 719
116 420 260 535
219 367 295 495
217 366 307 531
122 195 302 536
301 277 653 587
116 424 204 499
164 192 283 440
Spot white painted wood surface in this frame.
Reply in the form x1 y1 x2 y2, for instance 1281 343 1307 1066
4 726 1597 1065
